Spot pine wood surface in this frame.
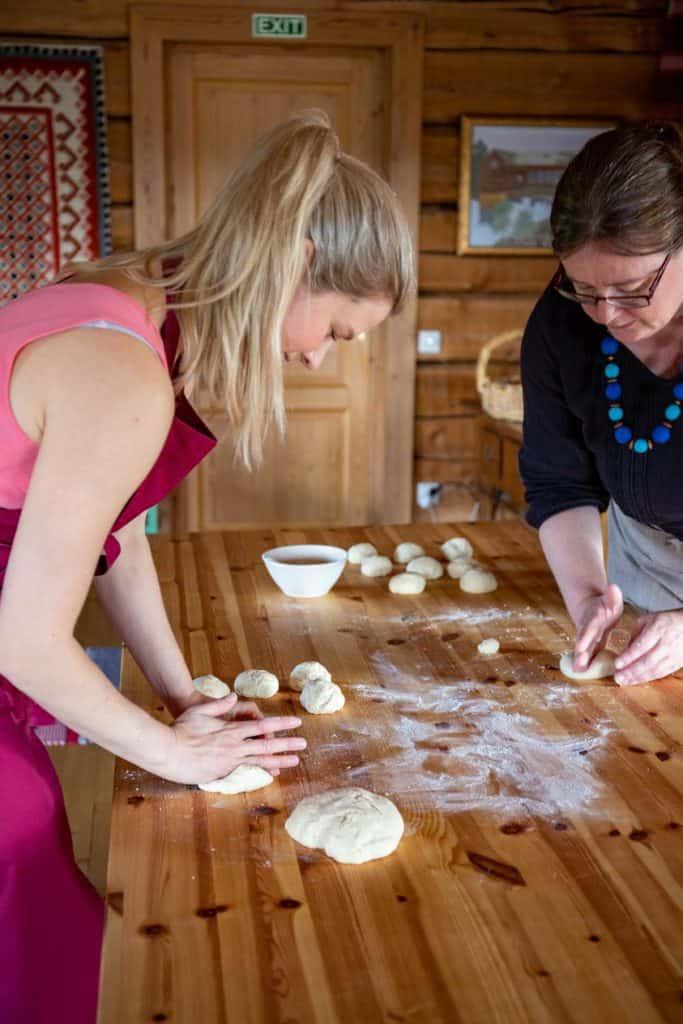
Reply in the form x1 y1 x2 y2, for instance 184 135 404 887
99 523 683 1024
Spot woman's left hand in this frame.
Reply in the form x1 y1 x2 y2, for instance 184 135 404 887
614 609 683 685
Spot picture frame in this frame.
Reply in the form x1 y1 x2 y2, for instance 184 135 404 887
458 117 614 256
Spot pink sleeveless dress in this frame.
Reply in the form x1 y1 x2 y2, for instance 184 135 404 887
0 280 217 1023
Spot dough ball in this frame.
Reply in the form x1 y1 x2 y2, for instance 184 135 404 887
348 542 377 564
446 556 474 579
441 536 473 561
199 764 274 795
460 568 498 594
394 542 425 564
477 638 500 656
361 555 393 577
285 786 404 864
559 649 616 682
406 556 443 580
300 678 345 714
389 572 426 595
193 674 230 699
234 668 279 698
289 660 331 692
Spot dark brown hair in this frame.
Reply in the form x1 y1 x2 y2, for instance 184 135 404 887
550 120 683 258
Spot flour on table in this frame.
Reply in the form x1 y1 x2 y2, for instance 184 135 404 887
285 787 404 863
477 638 500 656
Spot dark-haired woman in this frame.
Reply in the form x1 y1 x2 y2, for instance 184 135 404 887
520 121 683 686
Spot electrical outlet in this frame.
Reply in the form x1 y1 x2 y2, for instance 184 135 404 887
417 330 442 355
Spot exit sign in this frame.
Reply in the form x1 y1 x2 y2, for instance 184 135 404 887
252 13 307 38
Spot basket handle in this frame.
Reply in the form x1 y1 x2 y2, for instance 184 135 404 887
476 328 525 396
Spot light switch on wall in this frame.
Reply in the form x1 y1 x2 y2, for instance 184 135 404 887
417 330 442 355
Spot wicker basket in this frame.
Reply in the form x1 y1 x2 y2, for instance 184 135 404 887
476 328 524 423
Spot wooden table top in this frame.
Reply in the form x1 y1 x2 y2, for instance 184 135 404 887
98 522 683 1024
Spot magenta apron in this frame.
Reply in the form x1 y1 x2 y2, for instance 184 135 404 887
0 309 217 1023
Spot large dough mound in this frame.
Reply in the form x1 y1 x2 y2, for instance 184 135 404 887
234 669 279 698
285 787 404 863
199 764 274 794
300 678 345 714
289 660 331 692
559 649 616 681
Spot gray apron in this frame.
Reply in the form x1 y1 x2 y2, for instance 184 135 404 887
608 501 683 613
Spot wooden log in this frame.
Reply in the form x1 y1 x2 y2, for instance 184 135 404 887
414 456 477 483
414 415 478 460
420 125 458 203
415 364 480 417
419 254 556 294
424 51 680 122
107 119 132 205
419 206 458 253
111 206 134 252
417 294 536 361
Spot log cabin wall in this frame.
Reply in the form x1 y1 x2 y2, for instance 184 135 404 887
1 0 675 518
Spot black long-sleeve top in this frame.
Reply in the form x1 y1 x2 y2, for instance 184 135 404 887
520 283 683 538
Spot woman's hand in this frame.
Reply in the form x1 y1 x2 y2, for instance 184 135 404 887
613 609 683 685
161 693 306 784
572 583 623 672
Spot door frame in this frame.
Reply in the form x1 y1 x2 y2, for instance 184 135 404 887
130 5 424 525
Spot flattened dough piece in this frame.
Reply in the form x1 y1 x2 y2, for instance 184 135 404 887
234 668 279 698
441 536 474 561
199 764 274 794
394 542 425 564
289 660 331 692
460 568 498 594
193 674 230 699
559 649 616 681
406 556 444 580
361 555 393 577
300 678 345 714
477 638 500 656
285 787 404 864
348 542 377 564
389 572 426 595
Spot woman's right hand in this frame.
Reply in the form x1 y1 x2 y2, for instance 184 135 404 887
572 583 623 672
160 693 307 784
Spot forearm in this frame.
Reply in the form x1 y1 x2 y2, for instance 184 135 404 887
538 506 607 625
1 637 171 773
94 534 197 715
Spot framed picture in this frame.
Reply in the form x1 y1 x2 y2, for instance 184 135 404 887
458 117 614 256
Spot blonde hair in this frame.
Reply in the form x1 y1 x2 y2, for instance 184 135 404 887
62 110 414 468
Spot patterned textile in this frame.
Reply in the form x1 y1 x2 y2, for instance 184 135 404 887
0 43 111 304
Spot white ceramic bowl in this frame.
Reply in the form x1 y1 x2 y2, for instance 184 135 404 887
262 544 347 598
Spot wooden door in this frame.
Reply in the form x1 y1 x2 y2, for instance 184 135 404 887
131 7 422 530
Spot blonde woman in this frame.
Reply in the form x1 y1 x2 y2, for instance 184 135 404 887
0 110 414 1024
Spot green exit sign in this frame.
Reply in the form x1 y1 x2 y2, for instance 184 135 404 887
252 13 307 38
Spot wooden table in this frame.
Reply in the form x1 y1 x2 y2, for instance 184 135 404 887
98 523 683 1024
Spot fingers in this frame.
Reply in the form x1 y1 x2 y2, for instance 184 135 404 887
193 693 238 716
605 583 624 619
231 700 264 721
241 735 307 758
233 716 303 740
614 649 670 686
614 616 658 672
247 754 302 771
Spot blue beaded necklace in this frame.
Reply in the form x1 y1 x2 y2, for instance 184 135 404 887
602 335 683 453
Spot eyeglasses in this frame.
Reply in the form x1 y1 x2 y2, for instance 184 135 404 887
553 252 672 310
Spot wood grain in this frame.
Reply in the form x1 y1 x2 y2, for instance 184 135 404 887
99 523 683 1023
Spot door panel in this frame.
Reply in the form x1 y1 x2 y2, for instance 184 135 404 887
131 8 423 529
